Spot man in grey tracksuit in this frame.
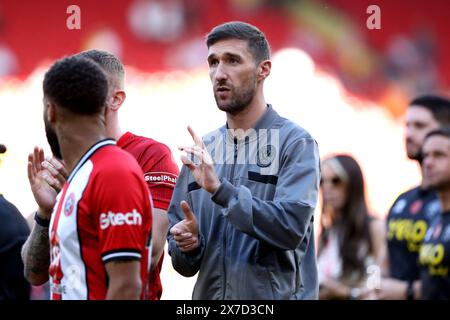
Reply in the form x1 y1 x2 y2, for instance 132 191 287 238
167 21 320 300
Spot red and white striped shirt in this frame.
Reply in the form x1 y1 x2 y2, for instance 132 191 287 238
48 139 152 300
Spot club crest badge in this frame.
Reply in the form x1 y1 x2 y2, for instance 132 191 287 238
257 145 276 168
64 193 75 217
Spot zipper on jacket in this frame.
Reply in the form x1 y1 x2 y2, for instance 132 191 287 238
222 137 238 299
229 137 238 181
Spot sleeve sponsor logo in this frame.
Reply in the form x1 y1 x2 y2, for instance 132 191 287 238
409 200 423 215
425 200 441 220
144 171 177 187
392 199 407 214
100 209 142 230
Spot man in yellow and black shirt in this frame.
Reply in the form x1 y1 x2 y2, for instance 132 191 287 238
378 96 450 299
420 128 450 300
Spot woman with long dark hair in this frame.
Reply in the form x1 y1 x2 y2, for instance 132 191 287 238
318 154 385 299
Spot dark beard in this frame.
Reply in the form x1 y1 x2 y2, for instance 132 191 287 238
407 149 423 164
215 78 256 116
45 122 63 160
406 139 423 163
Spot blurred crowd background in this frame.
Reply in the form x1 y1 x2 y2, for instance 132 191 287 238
1 0 449 299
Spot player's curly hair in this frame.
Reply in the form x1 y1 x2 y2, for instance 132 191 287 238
43 56 108 115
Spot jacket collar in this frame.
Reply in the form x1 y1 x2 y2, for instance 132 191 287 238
223 104 278 144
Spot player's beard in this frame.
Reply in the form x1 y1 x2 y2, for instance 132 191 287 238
44 118 63 160
406 139 422 163
214 75 257 116
426 175 450 190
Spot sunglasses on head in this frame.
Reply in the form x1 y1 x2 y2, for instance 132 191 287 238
320 176 343 186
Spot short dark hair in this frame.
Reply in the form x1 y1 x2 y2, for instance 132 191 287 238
424 127 450 142
206 21 270 64
77 49 125 85
43 56 108 115
409 95 450 126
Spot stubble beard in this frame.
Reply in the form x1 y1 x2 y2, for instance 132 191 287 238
215 76 257 116
44 118 63 160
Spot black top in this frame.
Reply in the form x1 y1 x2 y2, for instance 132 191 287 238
386 186 441 281
0 194 31 300
420 212 450 300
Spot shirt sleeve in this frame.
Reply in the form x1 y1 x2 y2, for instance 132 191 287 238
141 145 180 211
91 166 151 264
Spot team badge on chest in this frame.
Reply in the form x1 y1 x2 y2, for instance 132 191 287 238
64 193 76 217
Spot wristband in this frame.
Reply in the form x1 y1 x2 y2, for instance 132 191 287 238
34 211 50 228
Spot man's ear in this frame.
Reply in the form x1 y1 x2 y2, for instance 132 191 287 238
109 90 126 112
257 60 271 82
47 102 57 124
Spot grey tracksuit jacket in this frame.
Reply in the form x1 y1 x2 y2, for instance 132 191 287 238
167 105 320 300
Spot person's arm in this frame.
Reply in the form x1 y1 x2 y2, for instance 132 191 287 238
412 280 421 299
21 210 50 285
319 279 352 300
150 208 169 269
141 148 179 270
211 137 320 250
375 259 422 299
370 218 387 269
22 148 61 285
378 239 390 278
373 207 421 300
105 261 142 300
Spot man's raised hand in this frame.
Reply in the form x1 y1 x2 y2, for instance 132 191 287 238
179 126 220 194
27 147 64 219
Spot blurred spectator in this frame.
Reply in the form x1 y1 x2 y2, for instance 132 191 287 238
376 95 450 300
385 29 440 99
419 128 450 300
1 145 30 300
83 29 123 59
128 0 186 43
166 37 207 69
0 45 18 77
317 154 384 300
229 0 265 12
0 188 30 299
